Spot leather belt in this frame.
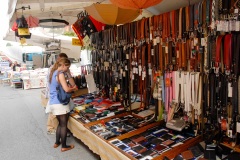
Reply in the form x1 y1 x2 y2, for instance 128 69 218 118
224 34 232 75
178 8 183 40
185 6 190 32
163 12 170 42
215 35 224 73
170 10 176 41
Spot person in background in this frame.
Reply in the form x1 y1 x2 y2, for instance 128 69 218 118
11 61 20 71
48 58 78 152
46 53 76 135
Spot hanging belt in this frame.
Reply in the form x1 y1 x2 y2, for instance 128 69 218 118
189 4 194 32
186 6 190 32
170 10 176 41
209 72 217 123
182 42 187 70
215 35 224 73
194 3 199 31
163 12 170 42
224 34 232 75
178 8 183 40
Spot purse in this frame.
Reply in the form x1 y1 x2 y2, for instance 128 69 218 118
56 72 72 105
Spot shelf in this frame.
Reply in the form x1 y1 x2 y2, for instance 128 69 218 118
221 142 240 153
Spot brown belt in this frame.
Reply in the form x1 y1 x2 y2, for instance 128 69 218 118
170 10 176 41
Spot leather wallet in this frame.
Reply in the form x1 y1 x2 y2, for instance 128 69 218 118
188 144 204 157
153 144 168 152
132 136 146 143
141 149 157 157
150 138 163 145
181 150 194 160
132 145 147 154
160 133 173 141
162 139 175 146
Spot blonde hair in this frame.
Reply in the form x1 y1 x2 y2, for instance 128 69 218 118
49 58 71 83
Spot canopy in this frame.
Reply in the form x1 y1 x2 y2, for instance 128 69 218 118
84 4 140 25
110 0 163 10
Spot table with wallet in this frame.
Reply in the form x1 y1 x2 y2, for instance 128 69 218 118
67 92 212 160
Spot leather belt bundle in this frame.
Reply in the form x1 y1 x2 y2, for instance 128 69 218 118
89 0 240 146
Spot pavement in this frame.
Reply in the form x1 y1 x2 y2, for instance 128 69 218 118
0 85 100 160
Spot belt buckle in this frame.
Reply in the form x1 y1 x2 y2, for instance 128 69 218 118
225 70 230 75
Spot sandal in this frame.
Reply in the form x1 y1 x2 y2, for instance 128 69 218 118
53 143 60 148
61 145 74 152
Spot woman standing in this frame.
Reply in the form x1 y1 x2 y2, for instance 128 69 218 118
48 58 78 152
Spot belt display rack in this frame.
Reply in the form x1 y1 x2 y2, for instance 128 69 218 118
68 0 240 159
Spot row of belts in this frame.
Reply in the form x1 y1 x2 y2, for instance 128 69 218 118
89 0 240 138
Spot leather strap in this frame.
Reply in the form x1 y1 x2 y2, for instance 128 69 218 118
159 41 164 73
194 3 199 30
215 35 224 73
163 12 170 42
189 4 194 32
224 34 232 75
186 6 190 32
178 8 183 40
170 10 177 41
182 42 187 70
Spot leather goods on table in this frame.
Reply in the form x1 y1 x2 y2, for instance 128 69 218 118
181 150 194 160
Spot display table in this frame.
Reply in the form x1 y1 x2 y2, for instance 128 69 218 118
68 113 202 160
68 116 131 160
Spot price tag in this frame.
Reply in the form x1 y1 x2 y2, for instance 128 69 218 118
120 68 123 74
224 21 229 32
126 54 129 59
125 65 128 71
229 21 235 31
151 48 154 56
150 33 153 40
234 9 239 14
237 122 240 133
149 68 152 75
138 66 142 76
156 36 160 43
236 21 240 31
117 84 120 89
153 38 157 46
114 87 118 92
165 46 168 53
194 38 198 46
201 38 207 46
142 70 146 80
104 61 109 67
216 20 222 31
228 83 233 97
228 130 233 138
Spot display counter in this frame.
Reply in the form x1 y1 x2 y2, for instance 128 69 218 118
68 112 202 160
68 116 131 160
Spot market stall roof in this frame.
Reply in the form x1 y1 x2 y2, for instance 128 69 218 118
2 0 202 41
